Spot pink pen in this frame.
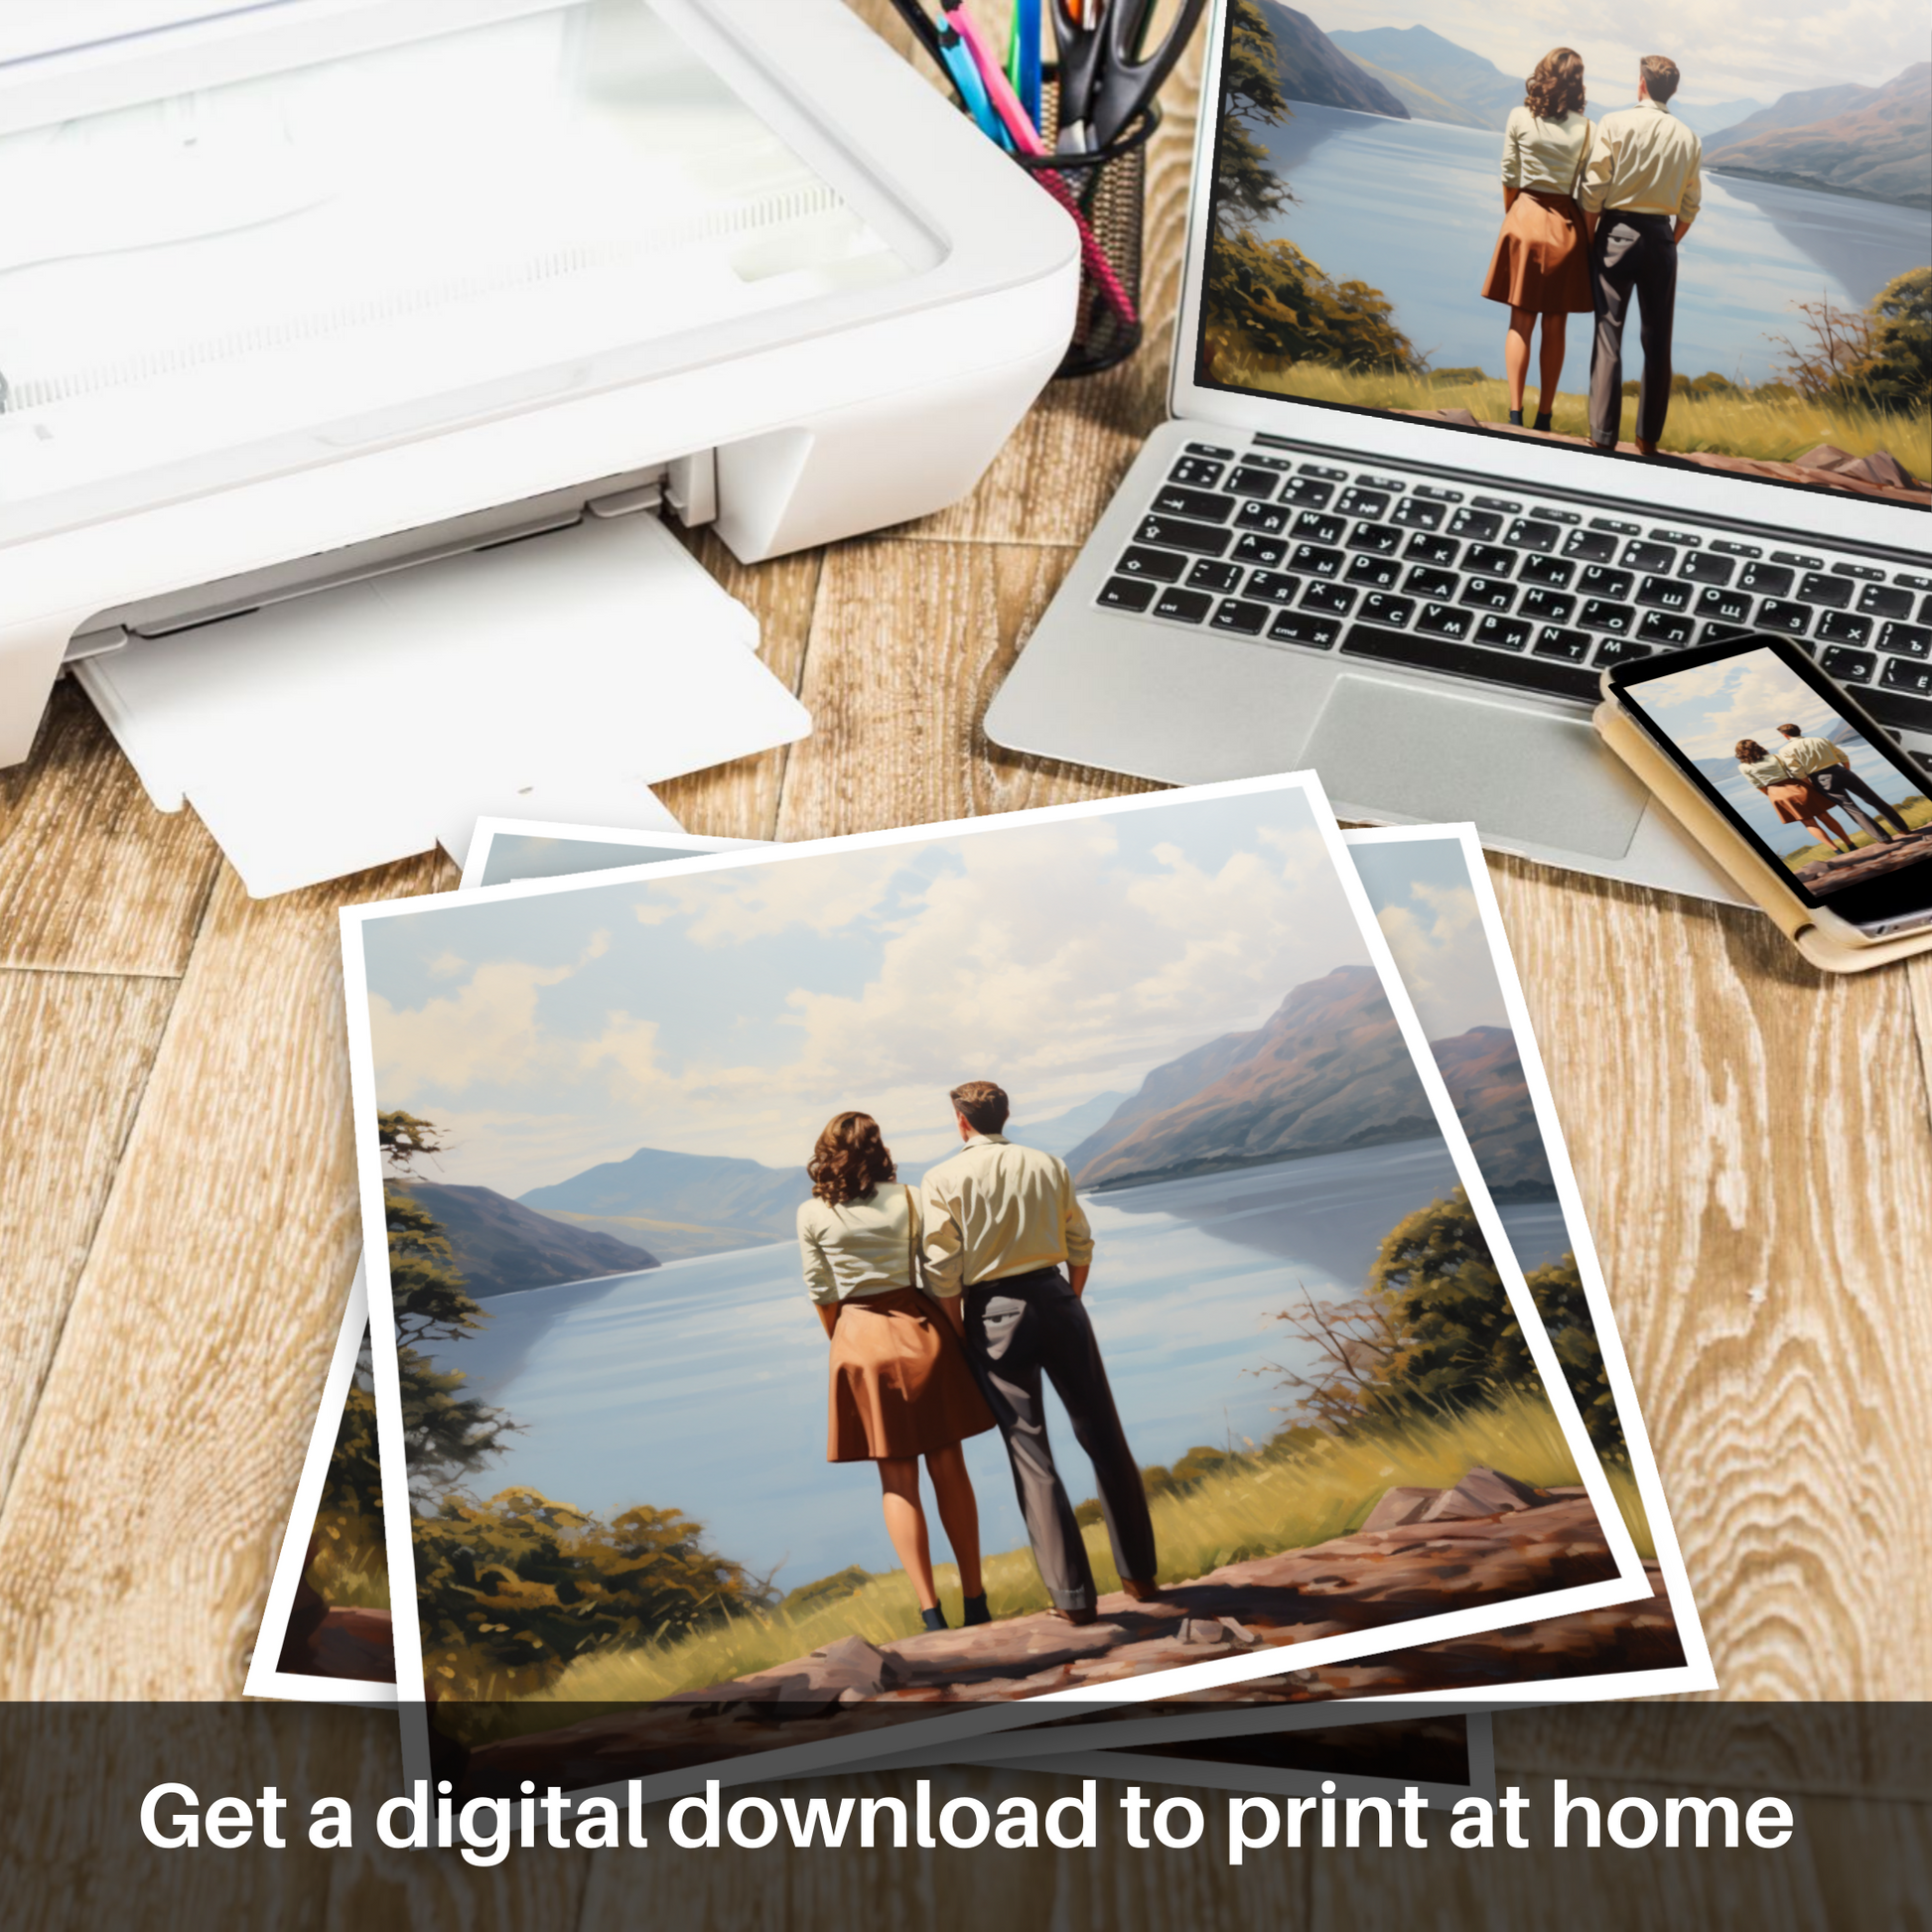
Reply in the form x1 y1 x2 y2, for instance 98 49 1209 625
944 3 1141 331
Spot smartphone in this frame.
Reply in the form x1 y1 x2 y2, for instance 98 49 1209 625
1604 633 1932 942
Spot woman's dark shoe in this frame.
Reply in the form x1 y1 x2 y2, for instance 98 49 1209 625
961 1592 992 1627
920 1605 948 1632
1507 407 1524 426
1533 412 1553 432
1050 1605 1098 1627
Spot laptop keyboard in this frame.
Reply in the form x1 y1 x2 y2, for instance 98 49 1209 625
1097 441 1932 739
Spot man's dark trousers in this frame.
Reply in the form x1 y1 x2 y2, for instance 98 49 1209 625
962 1265 1157 1612
1588 211 1678 447
1812 764 1909 840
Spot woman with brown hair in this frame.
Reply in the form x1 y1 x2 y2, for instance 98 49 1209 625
797 1111 994 1631
1481 48 1594 431
1734 739 1860 854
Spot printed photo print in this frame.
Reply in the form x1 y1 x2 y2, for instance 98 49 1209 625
1631 645 1932 891
1199 0 1929 490
343 780 1646 1799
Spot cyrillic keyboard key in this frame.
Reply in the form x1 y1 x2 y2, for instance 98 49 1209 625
1098 576 1157 612
1360 594 1416 627
1151 586 1213 623
1449 507 1503 540
1881 656 1932 697
1281 477 1336 507
1580 599 1635 633
1404 532 1460 567
1563 529 1620 562
1212 599 1271 635
1680 553 1734 586
1244 571 1303 605
1637 610 1695 645
1593 636 1652 667
1345 554 1401 589
1186 559 1245 594
1532 626 1591 660
1293 511 1347 544
1636 575 1693 612
1475 614 1532 651
1335 486 1391 519
1757 599 1811 635
1302 582 1357 617
1234 499 1293 535
1820 646 1875 683
1578 565 1634 600
1696 585 1752 624
1520 589 1577 625
1519 553 1576 588
1233 532 1288 567
1879 621 1932 658
1340 622 1600 699
1346 521 1404 555
1417 603 1474 639
1405 567 1458 601
1137 514 1231 557
1464 542 1516 577
1460 578 1516 612
1392 497 1446 530
1624 540 1676 573
1817 611 1871 645
1268 612 1341 648
1116 546 1188 582
1289 543 1345 578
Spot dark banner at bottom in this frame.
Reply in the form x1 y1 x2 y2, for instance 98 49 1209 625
1 1703 1924 1930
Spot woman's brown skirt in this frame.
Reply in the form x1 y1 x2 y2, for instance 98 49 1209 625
1765 778 1837 826
826 1287 995 1462
1480 190 1591 313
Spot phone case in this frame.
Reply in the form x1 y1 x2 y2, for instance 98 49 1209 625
1593 699 1932 974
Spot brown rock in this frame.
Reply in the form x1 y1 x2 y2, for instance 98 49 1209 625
307 1607 394 1684
1362 1485 1441 1531
1796 444 1859 472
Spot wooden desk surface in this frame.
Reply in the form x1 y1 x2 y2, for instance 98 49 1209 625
1 9 1926 1925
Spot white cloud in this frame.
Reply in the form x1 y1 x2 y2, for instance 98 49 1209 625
1375 883 1507 1040
1647 655 1841 759
631 846 908 944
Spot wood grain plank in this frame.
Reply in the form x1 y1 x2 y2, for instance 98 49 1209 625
0 970 179 1503
0 681 221 976
774 539 1161 841
1481 853 1932 1700
654 530 821 843
0 854 447 1698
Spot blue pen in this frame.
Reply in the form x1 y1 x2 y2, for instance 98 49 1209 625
1013 0 1042 130
936 19 1010 147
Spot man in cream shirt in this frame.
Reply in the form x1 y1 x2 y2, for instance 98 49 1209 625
1580 56 1703 455
1774 721 1910 844
921 1079 1157 1625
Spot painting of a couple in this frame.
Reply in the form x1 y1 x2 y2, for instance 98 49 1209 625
800 1081 1154 1634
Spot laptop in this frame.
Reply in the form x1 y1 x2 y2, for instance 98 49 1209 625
986 0 1930 899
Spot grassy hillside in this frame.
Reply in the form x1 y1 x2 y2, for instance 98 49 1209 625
434 1389 1647 1735
1212 352 1930 470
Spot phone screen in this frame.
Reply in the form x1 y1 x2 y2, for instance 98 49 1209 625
1610 636 1932 934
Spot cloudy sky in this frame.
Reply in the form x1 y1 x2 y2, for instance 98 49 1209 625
1349 836 1508 1041
359 787 1389 1195
1637 646 1844 760
1302 0 1920 107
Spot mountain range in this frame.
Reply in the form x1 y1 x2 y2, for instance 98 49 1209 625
1069 964 1444 1189
1703 64 1930 208
1253 3 1408 119
391 1181 658 1299
1326 25 1517 131
1427 1026 1553 1201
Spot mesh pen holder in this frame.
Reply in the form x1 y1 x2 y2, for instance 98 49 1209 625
1015 89 1160 379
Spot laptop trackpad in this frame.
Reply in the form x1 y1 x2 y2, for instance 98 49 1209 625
1304 675 1648 859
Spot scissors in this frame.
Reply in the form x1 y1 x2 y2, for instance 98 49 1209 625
1050 0 1208 152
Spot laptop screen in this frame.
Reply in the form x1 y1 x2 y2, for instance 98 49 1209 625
1193 0 1929 507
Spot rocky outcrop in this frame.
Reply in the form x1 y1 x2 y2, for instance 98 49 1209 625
460 1477 1638 1795
1792 825 1932 890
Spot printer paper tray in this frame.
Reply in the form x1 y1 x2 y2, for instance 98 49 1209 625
75 513 808 897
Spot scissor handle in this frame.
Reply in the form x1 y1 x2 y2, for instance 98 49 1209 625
1088 0 1207 146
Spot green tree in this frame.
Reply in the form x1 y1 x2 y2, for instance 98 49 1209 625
1215 0 1294 236
1858 268 1932 414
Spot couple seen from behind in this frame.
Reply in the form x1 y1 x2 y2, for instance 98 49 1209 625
1482 49 1702 452
1736 723 1911 857
796 1082 1158 1634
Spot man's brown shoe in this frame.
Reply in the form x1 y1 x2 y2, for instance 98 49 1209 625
1050 1605 1098 1626
1120 1578 1161 1601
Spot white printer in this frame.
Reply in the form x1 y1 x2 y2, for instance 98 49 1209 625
0 0 1077 890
